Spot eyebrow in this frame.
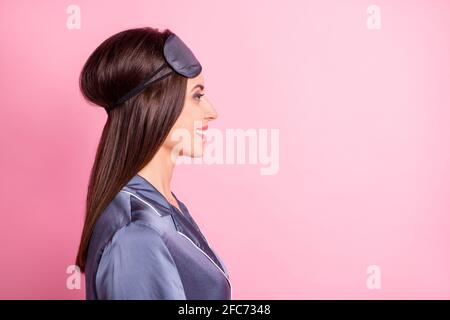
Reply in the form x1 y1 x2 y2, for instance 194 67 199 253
190 84 204 92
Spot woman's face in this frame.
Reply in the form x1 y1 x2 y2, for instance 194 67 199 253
164 72 218 159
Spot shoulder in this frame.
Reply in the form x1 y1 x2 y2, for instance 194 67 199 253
95 191 132 232
86 190 182 299
92 190 172 244
101 221 168 264
86 190 171 275
95 221 186 299
96 196 175 270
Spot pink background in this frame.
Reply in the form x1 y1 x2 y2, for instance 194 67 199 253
1 0 449 299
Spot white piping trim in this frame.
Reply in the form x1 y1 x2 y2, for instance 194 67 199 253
176 231 232 299
120 190 162 217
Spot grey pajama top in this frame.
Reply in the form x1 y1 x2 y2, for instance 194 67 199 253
84 174 231 300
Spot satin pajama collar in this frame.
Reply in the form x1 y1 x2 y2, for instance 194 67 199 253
121 174 229 277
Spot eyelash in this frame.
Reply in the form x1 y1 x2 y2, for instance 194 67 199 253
195 93 205 101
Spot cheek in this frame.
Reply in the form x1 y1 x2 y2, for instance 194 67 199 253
162 111 194 148
177 103 202 130
162 101 204 156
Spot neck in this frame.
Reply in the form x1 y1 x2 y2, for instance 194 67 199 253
137 145 178 204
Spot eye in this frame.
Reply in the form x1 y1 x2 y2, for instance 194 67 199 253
194 93 205 101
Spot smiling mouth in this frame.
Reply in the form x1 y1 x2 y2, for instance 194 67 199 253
195 125 208 139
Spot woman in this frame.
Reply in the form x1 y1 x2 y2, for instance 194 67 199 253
76 27 231 300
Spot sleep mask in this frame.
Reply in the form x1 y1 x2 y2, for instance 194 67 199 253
106 33 202 114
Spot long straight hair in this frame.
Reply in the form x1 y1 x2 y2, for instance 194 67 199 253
76 27 188 272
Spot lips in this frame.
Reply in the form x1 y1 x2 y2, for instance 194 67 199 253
195 125 208 139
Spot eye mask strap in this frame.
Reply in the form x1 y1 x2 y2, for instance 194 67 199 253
107 63 173 114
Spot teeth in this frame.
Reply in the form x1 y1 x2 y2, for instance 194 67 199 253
196 128 205 136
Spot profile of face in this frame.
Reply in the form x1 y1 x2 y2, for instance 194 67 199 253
163 73 218 160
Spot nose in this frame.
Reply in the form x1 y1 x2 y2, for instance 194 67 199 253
204 97 218 121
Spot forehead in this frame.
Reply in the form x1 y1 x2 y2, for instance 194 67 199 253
187 73 205 90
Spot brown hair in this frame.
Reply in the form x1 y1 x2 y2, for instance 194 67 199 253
76 27 187 272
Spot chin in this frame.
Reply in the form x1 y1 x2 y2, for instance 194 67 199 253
190 149 204 158
180 146 204 158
